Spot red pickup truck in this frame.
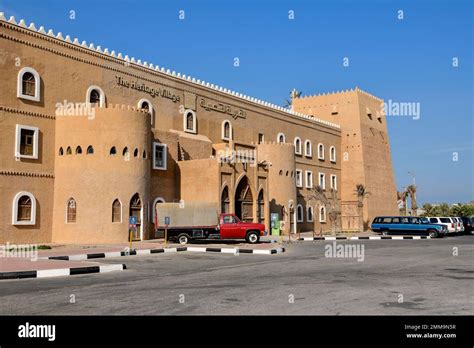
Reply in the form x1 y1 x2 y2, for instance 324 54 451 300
154 202 266 244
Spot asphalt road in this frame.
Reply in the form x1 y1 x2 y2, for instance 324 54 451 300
0 236 472 315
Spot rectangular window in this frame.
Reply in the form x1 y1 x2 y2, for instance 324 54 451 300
319 172 326 189
305 171 313 188
295 169 303 187
153 142 167 170
258 133 264 144
15 125 39 159
330 174 337 190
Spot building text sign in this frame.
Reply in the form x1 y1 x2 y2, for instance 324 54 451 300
199 97 246 119
116 76 181 102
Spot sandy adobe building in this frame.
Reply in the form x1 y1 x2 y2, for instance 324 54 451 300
0 13 398 244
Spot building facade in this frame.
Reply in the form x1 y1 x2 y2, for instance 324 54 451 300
0 14 397 244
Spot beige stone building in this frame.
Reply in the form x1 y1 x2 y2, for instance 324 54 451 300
0 14 398 244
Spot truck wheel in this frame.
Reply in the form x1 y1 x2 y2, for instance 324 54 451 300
246 231 260 244
428 230 438 238
177 233 190 245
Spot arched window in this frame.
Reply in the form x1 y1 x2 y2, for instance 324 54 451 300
307 206 314 222
304 140 312 157
297 204 304 222
86 86 105 107
221 186 230 213
318 143 325 160
112 199 122 223
277 133 286 143
75 146 82 155
319 206 326 223
152 197 165 224
12 191 36 225
87 145 94 154
59 147 64 156
222 120 232 140
66 146 72 155
66 198 76 223
138 99 154 125
122 147 129 160
110 146 117 155
142 150 147 159
184 109 196 133
330 146 336 162
294 137 302 155
17 67 40 101
134 148 139 158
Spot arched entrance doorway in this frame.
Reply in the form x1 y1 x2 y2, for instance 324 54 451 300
221 186 230 213
257 189 265 224
129 193 142 240
235 176 253 222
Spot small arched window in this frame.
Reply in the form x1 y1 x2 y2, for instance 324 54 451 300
184 109 196 133
307 206 314 222
318 143 325 160
66 198 76 223
59 147 64 156
330 146 336 162
12 192 37 225
320 206 326 223
123 147 129 157
12 192 36 225
297 204 304 222
66 146 72 155
294 137 302 155
112 199 122 223
86 86 105 107
138 99 154 125
87 145 94 154
17 67 40 101
222 120 232 140
134 148 139 158
110 146 117 155
277 133 286 143
142 150 147 159
304 140 312 157
75 146 82 155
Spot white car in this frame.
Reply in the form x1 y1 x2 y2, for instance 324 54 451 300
453 217 464 233
427 217 457 234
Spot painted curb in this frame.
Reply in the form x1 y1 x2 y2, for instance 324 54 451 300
40 246 285 261
298 236 431 241
0 263 126 280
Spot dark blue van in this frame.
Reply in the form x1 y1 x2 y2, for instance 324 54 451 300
371 216 447 238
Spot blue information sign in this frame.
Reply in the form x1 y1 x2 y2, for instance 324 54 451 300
129 216 137 225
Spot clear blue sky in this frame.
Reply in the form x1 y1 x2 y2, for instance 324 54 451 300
2 0 472 205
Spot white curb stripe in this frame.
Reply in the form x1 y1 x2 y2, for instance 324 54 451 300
252 249 271 255
104 251 121 258
163 248 177 253
68 254 88 261
136 249 151 255
369 236 382 240
37 268 70 278
221 248 238 253
392 236 404 240
99 264 124 273
187 247 207 252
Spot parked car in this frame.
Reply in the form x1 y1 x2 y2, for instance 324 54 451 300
453 217 464 234
460 217 473 234
427 217 457 234
371 216 447 238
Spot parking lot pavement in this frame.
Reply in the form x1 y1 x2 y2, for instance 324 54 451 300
0 236 472 315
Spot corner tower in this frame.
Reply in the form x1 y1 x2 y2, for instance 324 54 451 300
292 88 398 230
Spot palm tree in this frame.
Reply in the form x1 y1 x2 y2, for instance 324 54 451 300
421 203 435 217
406 184 418 216
397 190 409 215
284 88 302 109
355 184 370 232
438 203 450 216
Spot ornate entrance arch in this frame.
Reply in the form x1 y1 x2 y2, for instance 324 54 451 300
235 176 253 222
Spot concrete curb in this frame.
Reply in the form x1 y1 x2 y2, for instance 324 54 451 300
40 246 285 261
0 263 126 280
298 236 431 241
